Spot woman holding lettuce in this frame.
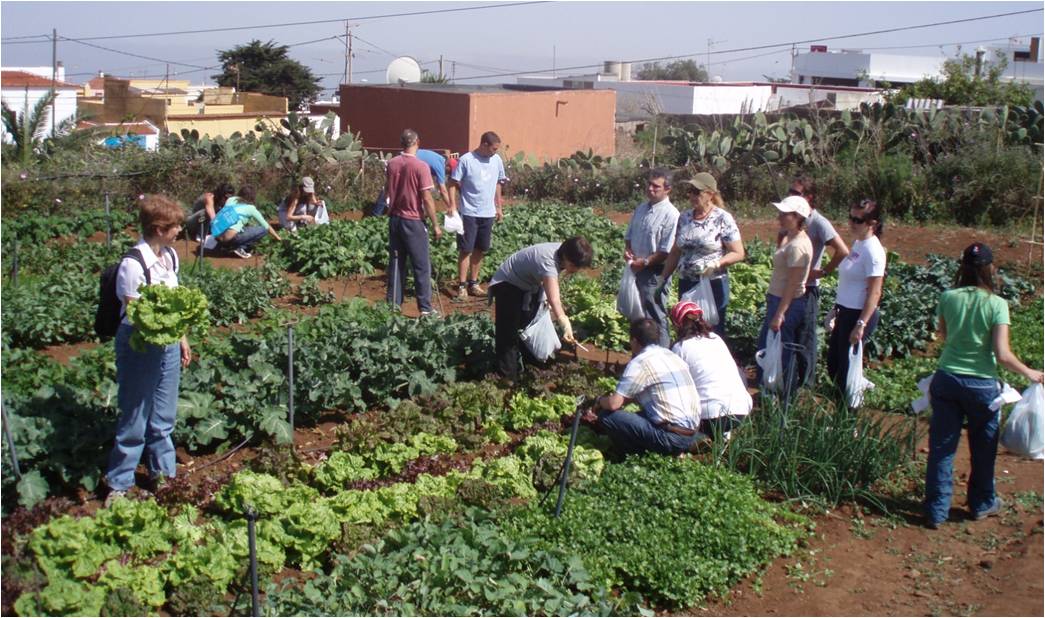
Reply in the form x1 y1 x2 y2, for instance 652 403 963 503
105 195 193 506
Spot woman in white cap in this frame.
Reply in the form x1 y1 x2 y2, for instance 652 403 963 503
755 195 813 397
660 171 745 339
278 176 327 233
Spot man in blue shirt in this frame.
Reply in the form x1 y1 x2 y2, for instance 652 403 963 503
372 146 453 217
449 131 507 300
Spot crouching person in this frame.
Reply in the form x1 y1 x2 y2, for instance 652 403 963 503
586 318 702 456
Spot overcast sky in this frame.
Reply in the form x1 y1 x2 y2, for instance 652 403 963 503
2 1 1041 96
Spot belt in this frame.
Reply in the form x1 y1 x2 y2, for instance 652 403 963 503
657 423 698 437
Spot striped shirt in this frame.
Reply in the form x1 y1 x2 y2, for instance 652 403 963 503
615 345 701 429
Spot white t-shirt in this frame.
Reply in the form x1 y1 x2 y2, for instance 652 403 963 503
671 335 752 419
835 235 887 310
116 240 179 325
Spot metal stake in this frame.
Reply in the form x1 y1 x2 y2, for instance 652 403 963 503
2 402 22 480
104 192 112 249
10 233 18 287
246 507 260 617
287 325 295 439
553 401 585 518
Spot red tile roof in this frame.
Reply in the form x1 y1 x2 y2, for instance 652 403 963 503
1 70 79 89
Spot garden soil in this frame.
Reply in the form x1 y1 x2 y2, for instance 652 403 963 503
26 212 1044 617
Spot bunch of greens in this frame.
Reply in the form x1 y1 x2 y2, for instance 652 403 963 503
126 285 209 351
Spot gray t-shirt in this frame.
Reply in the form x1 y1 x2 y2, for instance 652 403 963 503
805 210 838 288
490 242 561 293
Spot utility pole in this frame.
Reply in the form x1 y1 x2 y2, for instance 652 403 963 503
348 30 354 83
706 38 726 80
553 45 557 77
451 61 456 83
51 28 57 136
439 55 444 80
342 22 351 84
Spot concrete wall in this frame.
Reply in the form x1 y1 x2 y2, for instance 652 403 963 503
594 80 695 116
337 86 615 162
166 115 275 138
467 89 616 161
240 92 289 114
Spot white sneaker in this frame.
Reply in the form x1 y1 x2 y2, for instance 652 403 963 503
232 247 252 259
104 489 128 508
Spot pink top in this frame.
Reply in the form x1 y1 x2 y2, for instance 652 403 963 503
386 153 434 220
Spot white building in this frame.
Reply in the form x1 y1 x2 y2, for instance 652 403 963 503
517 66 882 119
792 37 1044 102
1 68 80 141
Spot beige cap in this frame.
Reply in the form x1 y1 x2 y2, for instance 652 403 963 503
681 172 718 193
773 195 811 218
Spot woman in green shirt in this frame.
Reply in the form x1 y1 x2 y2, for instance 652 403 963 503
924 243 1043 529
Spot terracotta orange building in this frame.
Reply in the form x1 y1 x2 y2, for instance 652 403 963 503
337 84 615 161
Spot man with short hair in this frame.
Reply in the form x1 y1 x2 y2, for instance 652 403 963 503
385 128 443 316
449 131 507 300
586 318 703 455
624 168 680 347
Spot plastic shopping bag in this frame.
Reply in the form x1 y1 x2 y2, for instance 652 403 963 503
680 277 720 326
314 202 330 225
616 263 645 322
911 375 933 414
519 302 561 362
1000 383 1044 460
444 211 464 235
845 341 875 408
755 330 784 394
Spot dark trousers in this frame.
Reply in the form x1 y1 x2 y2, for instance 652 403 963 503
794 285 822 387
826 305 880 397
635 263 670 348
756 293 808 399
492 282 540 379
678 275 730 341
386 216 434 313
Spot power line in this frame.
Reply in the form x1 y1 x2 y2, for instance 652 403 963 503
449 7 1045 81
1 1 548 44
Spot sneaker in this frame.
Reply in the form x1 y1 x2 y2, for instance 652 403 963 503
231 247 252 259
104 489 128 508
924 518 941 530
452 285 468 302
420 309 440 318
468 282 486 297
973 496 1004 521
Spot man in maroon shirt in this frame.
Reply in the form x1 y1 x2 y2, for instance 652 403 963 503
385 129 443 315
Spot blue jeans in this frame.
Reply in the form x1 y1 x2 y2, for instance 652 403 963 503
795 285 821 387
924 370 1002 525
678 275 730 340
635 264 671 348
598 409 697 456
106 323 181 491
222 225 268 252
386 216 434 313
756 293 808 399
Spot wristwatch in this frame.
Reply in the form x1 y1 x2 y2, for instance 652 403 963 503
855 319 866 327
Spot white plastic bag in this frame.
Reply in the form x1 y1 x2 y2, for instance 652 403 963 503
845 341 875 408
444 211 464 235
755 330 784 394
313 201 330 225
519 302 561 362
680 277 719 326
616 263 645 322
1000 383 1044 460
202 234 218 251
911 375 933 414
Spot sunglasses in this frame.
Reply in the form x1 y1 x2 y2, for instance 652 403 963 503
849 215 868 224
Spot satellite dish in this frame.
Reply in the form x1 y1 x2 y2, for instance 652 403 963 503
386 56 422 84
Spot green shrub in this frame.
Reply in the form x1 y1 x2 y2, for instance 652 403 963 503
928 140 1042 226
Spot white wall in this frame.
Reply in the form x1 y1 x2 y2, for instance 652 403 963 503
0 86 78 141
593 81 696 116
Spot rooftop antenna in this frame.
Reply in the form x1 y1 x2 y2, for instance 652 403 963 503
386 56 422 85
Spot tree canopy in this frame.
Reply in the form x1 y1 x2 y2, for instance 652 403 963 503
213 40 323 111
635 60 708 82
888 51 1034 107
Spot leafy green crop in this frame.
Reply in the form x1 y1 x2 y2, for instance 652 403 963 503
312 432 458 491
506 455 806 608
126 284 209 351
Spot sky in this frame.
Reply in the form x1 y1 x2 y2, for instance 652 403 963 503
2 1 1042 96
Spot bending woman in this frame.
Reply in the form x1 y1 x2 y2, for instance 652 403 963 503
670 301 752 438
211 185 282 259
826 199 886 401
488 237 593 379
923 243 1043 529
661 172 745 339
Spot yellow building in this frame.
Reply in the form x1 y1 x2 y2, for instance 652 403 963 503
78 75 287 139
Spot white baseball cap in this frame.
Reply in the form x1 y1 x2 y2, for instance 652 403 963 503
773 195 811 219
301 176 316 194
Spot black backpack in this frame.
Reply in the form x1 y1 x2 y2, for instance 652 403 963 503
94 247 178 340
